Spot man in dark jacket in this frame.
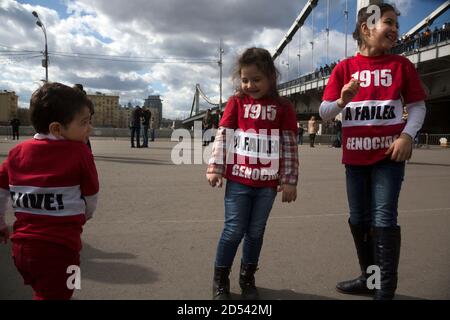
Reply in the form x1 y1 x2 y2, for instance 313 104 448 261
10 118 21 140
202 109 213 146
130 106 143 148
142 107 152 148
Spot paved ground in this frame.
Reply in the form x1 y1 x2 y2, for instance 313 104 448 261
0 137 449 300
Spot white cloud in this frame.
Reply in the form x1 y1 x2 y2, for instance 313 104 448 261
388 0 413 15
0 0 360 119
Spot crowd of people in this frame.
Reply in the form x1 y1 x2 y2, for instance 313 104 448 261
392 22 450 54
129 106 155 148
278 60 340 89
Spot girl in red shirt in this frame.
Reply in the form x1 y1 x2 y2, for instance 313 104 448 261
207 47 298 300
320 4 426 300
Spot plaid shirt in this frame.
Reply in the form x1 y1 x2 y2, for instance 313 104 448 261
207 127 299 186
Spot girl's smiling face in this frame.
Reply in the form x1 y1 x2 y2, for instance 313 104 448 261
240 64 271 100
362 10 399 55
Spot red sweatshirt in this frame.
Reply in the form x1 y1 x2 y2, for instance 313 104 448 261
0 137 99 251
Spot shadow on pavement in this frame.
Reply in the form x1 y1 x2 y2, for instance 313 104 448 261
228 288 334 300
228 289 424 300
0 243 32 299
80 243 158 284
93 155 173 166
407 161 450 168
394 294 426 300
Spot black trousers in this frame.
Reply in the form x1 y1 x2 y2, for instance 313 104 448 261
309 133 316 147
12 128 19 140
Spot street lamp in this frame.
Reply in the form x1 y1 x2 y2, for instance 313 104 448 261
218 40 224 112
281 60 290 82
32 11 48 82
344 0 349 58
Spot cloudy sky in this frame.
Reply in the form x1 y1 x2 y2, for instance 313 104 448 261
1 0 449 119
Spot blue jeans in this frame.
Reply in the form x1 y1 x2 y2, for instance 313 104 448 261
142 125 149 146
215 180 277 267
130 126 140 147
345 158 405 228
150 128 155 141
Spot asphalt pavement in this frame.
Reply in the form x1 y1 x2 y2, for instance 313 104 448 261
1 137 449 300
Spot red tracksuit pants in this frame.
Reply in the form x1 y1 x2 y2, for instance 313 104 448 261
12 239 80 300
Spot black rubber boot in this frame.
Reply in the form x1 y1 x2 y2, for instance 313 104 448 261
212 266 231 300
239 262 259 300
336 221 375 295
373 226 401 300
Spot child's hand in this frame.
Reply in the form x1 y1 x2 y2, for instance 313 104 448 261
385 133 413 162
0 226 10 244
277 184 297 203
206 173 223 188
337 78 360 108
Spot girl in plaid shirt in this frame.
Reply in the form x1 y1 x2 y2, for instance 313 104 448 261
206 47 299 300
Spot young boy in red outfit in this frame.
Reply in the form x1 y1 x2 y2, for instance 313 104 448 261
0 82 99 300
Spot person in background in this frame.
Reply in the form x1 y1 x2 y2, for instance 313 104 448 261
308 116 319 147
142 107 152 148
297 122 304 145
130 106 142 148
10 117 21 140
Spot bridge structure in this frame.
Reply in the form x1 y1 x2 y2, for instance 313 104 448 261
182 84 225 126
182 0 450 133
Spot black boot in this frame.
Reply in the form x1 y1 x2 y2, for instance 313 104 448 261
239 262 259 300
336 221 374 295
212 266 231 300
373 226 401 300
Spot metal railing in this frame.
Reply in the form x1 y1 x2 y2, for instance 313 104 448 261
414 133 450 148
0 126 175 140
1 126 449 148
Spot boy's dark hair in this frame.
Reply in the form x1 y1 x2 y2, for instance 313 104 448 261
353 3 400 48
30 82 94 134
232 47 280 97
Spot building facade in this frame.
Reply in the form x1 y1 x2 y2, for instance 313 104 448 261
144 95 163 129
87 92 129 128
17 108 31 126
0 90 18 125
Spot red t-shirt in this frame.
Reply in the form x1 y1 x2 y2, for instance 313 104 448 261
219 95 297 188
323 53 426 165
0 138 99 251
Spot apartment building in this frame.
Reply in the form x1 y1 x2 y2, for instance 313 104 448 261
0 90 18 125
